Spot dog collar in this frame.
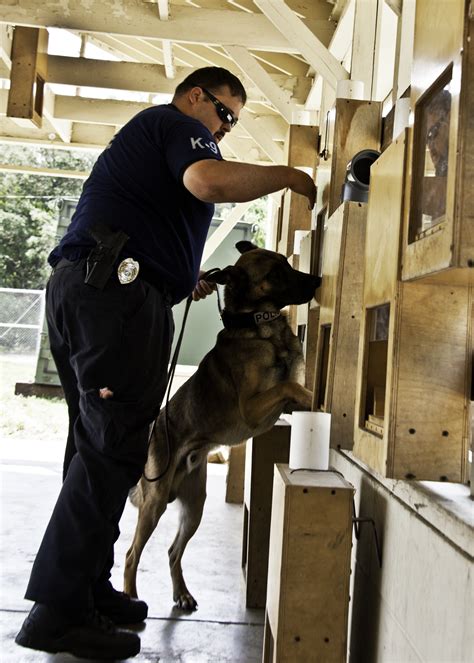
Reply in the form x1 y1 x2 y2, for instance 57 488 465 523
221 309 281 330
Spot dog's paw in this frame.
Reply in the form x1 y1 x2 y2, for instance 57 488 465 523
174 592 198 611
284 383 313 411
292 386 313 411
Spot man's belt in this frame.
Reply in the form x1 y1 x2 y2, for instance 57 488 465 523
54 256 169 298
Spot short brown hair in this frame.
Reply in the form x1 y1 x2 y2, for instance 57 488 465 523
173 67 247 104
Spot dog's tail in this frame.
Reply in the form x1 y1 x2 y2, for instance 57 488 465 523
128 484 142 508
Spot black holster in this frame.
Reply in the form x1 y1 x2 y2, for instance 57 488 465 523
85 224 130 289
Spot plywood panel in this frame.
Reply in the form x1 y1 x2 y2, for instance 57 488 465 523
411 0 464 105
331 203 368 449
285 124 319 171
319 205 344 325
329 99 382 217
364 131 407 305
390 283 470 481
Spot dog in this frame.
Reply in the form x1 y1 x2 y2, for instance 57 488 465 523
124 240 321 609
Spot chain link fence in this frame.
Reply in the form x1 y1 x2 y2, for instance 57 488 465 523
0 288 45 356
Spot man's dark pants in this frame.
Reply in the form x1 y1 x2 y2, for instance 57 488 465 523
25 260 173 615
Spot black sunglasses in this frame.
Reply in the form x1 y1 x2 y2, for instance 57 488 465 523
201 87 238 128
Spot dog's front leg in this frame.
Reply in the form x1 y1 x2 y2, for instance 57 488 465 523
169 457 208 611
239 381 312 429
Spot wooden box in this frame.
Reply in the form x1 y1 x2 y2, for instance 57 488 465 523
242 423 290 608
263 465 354 663
401 0 474 284
312 202 368 450
353 130 472 481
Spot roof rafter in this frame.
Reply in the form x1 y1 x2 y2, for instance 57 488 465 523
225 45 296 124
238 111 284 163
0 1 299 53
254 0 349 88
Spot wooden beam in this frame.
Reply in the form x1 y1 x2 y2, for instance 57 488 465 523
0 1 299 53
53 95 152 126
0 24 12 68
393 0 415 100
350 0 378 100
156 0 170 21
239 111 285 163
156 0 175 79
305 0 355 110
162 40 175 79
254 0 349 89
220 132 272 164
1 86 286 153
45 55 311 106
47 55 177 93
385 0 402 16
86 34 156 63
42 86 73 143
225 45 295 123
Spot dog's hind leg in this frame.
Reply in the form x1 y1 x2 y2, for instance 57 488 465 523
124 481 170 598
168 457 208 611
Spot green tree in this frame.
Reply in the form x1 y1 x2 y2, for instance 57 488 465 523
0 144 97 289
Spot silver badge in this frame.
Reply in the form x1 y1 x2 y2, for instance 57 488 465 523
117 258 140 284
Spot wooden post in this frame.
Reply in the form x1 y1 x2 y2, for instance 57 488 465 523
225 442 246 504
242 423 290 609
7 27 48 128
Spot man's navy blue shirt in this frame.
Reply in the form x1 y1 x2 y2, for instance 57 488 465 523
49 104 222 303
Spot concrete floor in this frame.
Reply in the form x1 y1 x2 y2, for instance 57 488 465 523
0 437 264 662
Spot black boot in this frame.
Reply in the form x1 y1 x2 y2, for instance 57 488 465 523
94 583 148 625
15 603 140 660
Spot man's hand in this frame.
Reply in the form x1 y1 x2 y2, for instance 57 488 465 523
192 271 217 301
288 169 317 210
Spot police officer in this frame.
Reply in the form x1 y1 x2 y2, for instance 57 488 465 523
16 67 316 659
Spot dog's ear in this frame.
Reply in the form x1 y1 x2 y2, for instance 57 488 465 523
205 265 248 289
205 266 237 285
235 240 259 254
